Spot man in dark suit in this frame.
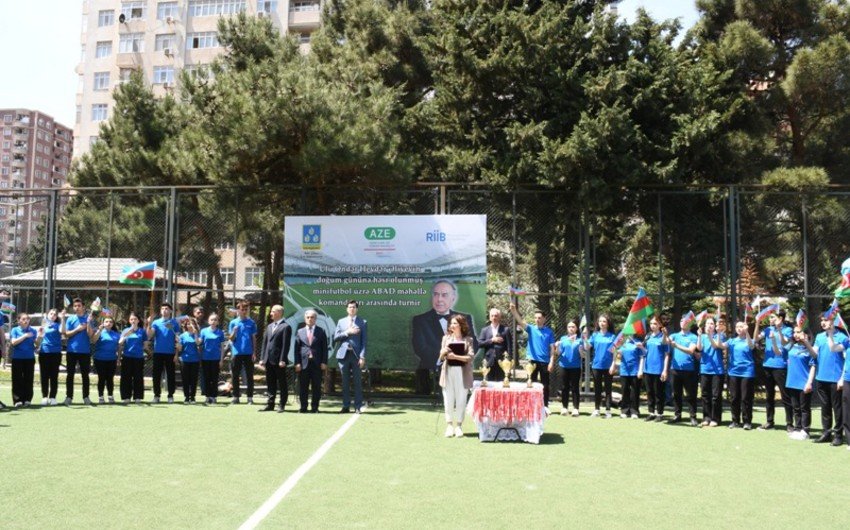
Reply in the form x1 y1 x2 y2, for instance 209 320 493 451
259 304 292 412
411 279 476 394
333 300 367 413
294 309 328 413
478 307 512 382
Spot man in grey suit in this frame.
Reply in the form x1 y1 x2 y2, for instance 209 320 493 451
333 300 367 414
294 309 328 413
259 304 292 412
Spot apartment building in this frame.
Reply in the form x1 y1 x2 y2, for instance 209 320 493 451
0 109 72 263
74 0 322 156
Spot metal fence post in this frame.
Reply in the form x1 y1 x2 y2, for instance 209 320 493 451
105 192 115 307
728 186 739 322
44 189 59 309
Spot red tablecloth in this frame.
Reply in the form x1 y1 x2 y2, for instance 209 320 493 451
471 384 544 424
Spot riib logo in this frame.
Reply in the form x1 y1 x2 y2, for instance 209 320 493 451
426 229 446 242
302 225 321 250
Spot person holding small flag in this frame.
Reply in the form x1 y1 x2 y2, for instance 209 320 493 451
785 326 817 440
90 316 121 404
580 314 616 418
550 318 582 416
146 302 180 404
37 308 63 405
118 312 147 403
199 313 227 405
753 309 793 431
807 309 847 446
610 335 643 419
640 316 669 422
510 303 556 410
719 321 756 430
61 298 96 406
696 316 725 427
178 317 201 404
9 313 38 407
665 312 700 426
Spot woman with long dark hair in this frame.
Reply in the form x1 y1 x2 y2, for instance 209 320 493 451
582 314 616 418
696 316 725 427
37 308 63 406
666 314 700 426
551 319 582 416
438 314 474 438
786 326 817 440
91 316 121 404
178 318 201 403
119 312 147 404
640 316 668 422
720 321 756 430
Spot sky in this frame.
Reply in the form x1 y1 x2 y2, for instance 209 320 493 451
0 1 700 130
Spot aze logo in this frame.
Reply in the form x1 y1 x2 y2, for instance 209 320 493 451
426 230 446 242
302 225 321 250
364 227 396 240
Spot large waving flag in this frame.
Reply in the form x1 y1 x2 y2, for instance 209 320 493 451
835 313 848 332
680 310 696 329
119 261 156 290
823 299 840 320
835 256 850 298
756 303 780 322
795 309 808 330
621 288 654 336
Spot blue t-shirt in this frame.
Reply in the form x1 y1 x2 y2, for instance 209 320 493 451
699 334 725 375
39 321 63 354
618 340 642 377
524 324 556 363
557 336 582 369
589 331 615 370
726 337 755 378
643 333 668 375
669 331 697 371
814 331 847 383
179 331 200 363
93 329 121 361
228 317 257 356
11 326 37 360
786 343 816 390
151 318 180 354
760 325 792 369
65 314 91 354
121 327 147 358
200 327 225 361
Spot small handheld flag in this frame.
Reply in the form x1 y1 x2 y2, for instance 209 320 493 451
836 256 850 298
63 294 71 308
508 285 527 296
743 303 753 321
795 309 808 330
835 313 847 332
608 331 625 352
579 313 588 332
695 310 709 328
90 297 102 318
756 303 780 322
823 299 840 320
0 301 16 315
621 288 654 336
101 307 112 317
680 310 696 329
119 261 156 290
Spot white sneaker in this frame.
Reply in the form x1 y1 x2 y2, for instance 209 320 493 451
49 398 57 406
560 408 569 416
63 397 72 406
605 411 612 419
454 426 464 438
23 401 31 407
108 396 115 404
445 425 454 438
167 397 174 404
41 398 49 406
134 399 142 404
83 397 92 406
543 406 550 416
152 396 161 404
631 414 640 419
620 413 628 419
571 408 579 417
98 397 105 404
591 409 600 417
247 398 254 405
123 399 130 404
232 397 241 405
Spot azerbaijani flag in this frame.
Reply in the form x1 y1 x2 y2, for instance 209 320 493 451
119 261 156 289
508 285 527 296
823 299 840 320
608 331 625 352
756 303 780 322
621 288 654 336
0 301 15 315
795 309 808 330
695 310 709 327
835 256 850 298
101 307 112 317
835 313 848 332
680 310 696 329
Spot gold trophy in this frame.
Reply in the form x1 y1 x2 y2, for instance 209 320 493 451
498 355 513 388
481 363 490 387
526 361 536 388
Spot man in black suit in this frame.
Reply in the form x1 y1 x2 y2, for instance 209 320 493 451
411 279 476 394
294 309 328 413
478 307 512 382
259 304 292 412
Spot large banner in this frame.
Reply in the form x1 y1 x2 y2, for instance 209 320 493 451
283 215 487 370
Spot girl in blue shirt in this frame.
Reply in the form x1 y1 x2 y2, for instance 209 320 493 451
200 313 226 405
696 316 725 427
178 318 201 403
639 316 669 422
785 326 817 440
550 319 582 416
581 314 615 418
665 315 700 426
118 312 147 403
807 315 847 445
719 321 756 429
611 337 643 419
91 316 121 404
753 311 793 431
9 313 38 407
37 309 63 406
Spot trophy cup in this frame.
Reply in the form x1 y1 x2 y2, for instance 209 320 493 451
481 363 490 387
526 361 536 388
498 355 513 388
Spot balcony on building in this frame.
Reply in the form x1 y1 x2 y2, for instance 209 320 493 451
288 1 321 30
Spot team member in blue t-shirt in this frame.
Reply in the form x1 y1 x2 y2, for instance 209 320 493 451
200 313 226 405
786 327 817 440
228 301 258 405
720 321 756 430
808 315 847 445
581 314 616 418
91 316 121 404
696 316 725 427
178 318 201 403
9 313 38 407
119 312 147 403
61 298 96 406
611 337 643 419
550 319 582 416
754 311 793 431
665 315 700 426
146 302 180 404
510 303 556 409
37 308 63 406
640 316 669 422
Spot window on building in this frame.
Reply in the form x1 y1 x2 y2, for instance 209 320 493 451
95 41 113 58
184 63 214 80
186 32 219 49
119 68 135 83
0 208 6 215
3 115 11 123
98 10 115 26
153 66 175 84
2 141 9 148
89 136 99 146
157 1 179 20
76 105 82 124
93 72 110 91
183 270 208 284
188 0 246 17
290 1 320 12
257 0 277 13
299 33 311 44
80 44 87 62
3 129 10 137
215 240 234 250
91 104 108 122
121 1 147 20
119 33 145 53
244 267 263 287
155 33 177 52
220 267 234 285
2 155 8 162
0 169 7 177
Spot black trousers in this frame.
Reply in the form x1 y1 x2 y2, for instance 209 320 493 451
763 367 792 426
787 388 812 432
700 374 724 423
592 368 613 411
265 362 288 408
298 360 323 412
620 375 640 416
644 373 664 415
201 360 220 398
561 368 581 409
843 383 850 442
530 361 550 406
65 352 91 399
94 359 117 396
816 380 843 433
11 358 35 404
152 354 176 398
39 354 61 399
120 357 145 400
181 362 199 399
670 369 698 418
729 376 755 424
231 355 254 398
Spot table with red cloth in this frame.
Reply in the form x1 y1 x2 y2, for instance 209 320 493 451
466 381 546 443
